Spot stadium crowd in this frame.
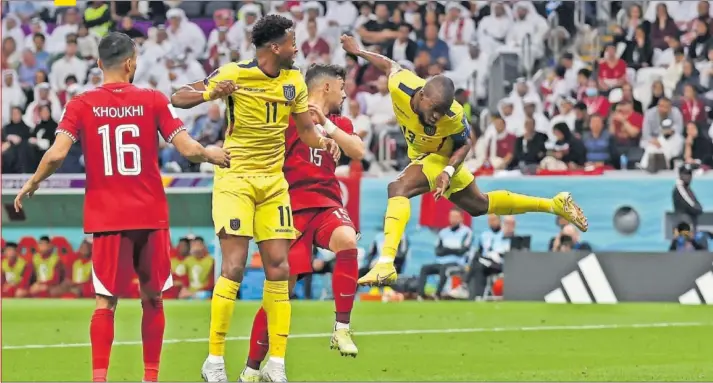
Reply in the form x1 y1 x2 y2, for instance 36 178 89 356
2 0 713 175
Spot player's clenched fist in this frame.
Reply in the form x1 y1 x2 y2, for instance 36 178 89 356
340 35 360 55
209 80 238 100
322 138 341 162
205 146 231 168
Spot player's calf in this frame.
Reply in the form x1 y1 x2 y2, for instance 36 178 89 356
139 288 165 382
329 226 360 357
91 295 117 382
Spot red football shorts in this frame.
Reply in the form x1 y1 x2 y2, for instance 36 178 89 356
290 207 355 276
92 229 173 297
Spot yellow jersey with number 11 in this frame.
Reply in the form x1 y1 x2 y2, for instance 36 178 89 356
203 58 309 175
387 68 469 160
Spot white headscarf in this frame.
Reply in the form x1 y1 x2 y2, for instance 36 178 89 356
23 82 62 128
2 70 27 126
166 8 207 60
2 15 26 52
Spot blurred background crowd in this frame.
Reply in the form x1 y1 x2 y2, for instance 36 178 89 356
2 0 713 176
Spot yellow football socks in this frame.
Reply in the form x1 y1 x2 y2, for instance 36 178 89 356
380 196 411 262
208 276 240 357
486 190 554 215
263 280 291 359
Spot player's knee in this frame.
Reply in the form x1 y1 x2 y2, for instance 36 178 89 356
329 226 358 253
95 294 118 310
387 181 408 198
220 260 245 282
263 256 289 280
465 192 489 217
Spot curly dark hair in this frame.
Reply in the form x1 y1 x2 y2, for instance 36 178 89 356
251 14 294 48
305 64 346 88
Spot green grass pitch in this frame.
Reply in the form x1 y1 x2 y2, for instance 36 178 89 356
2 299 713 381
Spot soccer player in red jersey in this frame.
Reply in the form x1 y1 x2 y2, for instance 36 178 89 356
240 64 365 381
14 32 230 383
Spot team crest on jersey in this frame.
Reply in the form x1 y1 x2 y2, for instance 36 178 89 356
229 218 240 231
424 125 437 136
283 84 296 101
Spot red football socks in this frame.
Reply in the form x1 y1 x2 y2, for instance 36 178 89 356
247 307 269 370
90 308 115 382
333 249 358 324
141 298 165 382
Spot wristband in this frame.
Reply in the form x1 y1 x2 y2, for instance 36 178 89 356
202 91 212 101
444 165 455 177
323 119 337 135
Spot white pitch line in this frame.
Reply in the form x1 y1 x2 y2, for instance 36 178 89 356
3 321 707 351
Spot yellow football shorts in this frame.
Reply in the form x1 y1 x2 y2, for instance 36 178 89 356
212 174 295 242
409 153 475 199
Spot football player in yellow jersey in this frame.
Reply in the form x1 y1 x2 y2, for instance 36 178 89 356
171 15 340 383
340 35 589 287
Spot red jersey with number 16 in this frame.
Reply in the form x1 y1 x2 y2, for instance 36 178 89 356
57 83 186 233
283 115 354 212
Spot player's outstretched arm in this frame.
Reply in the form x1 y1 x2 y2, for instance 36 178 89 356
171 80 237 109
14 133 74 212
171 130 231 167
293 110 341 160
308 104 364 160
340 34 397 75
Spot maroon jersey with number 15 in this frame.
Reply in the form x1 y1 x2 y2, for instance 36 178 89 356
283 115 355 212
57 83 185 233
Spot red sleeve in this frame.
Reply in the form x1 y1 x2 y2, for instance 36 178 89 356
57 98 84 143
330 115 355 135
153 90 186 142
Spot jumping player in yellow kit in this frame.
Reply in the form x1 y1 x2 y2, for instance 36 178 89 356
339 35 589 287
171 15 340 382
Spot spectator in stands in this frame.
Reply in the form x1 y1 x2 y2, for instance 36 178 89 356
684 121 713 167
525 96 551 137
439 3 474 69
84 1 113 38
2 70 27 126
295 2 329 49
30 236 63 298
583 80 611 117
301 19 330 65
673 163 704 228
510 78 543 118
669 221 709 251
82 67 103 93
23 82 61 128
2 106 36 174
687 18 712 63
358 2 398 48
76 25 100 61
30 33 50 71
560 53 585 95
675 60 707 96
552 224 592 251
618 83 645 114
2 15 26 51
512 116 548 170
623 25 654 69
163 102 223 173
180 237 215 299
386 23 417 63
49 41 87 91
49 7 80 55
650 3 681 50
17 49 47 93
553 122 587 169
24 18 48 52
550 97 577 132
354 2 376 31
364 75 396 134
227 3 260 50
574 68 592 101
598 44 628 92
477 2 511 55
2 37 21 70
642 97 684 140
166 8 207 60
615 3 649 43
485 113 516 170
680 84 707 124
649 79 667 109
116 16 144 39
583 114 612 166
444 41 488 100
507 1 548 64
325 0 358 33
640 117 684 171
417 208 472 299
418 24 450 70
573 102 588 136
110 0 144 21
1 242 32 298
61 237 93 298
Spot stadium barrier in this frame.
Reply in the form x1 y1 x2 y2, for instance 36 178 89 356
503 251 713 305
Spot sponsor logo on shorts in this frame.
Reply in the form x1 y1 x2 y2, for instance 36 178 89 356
276 228 293 234
230 219 241 231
